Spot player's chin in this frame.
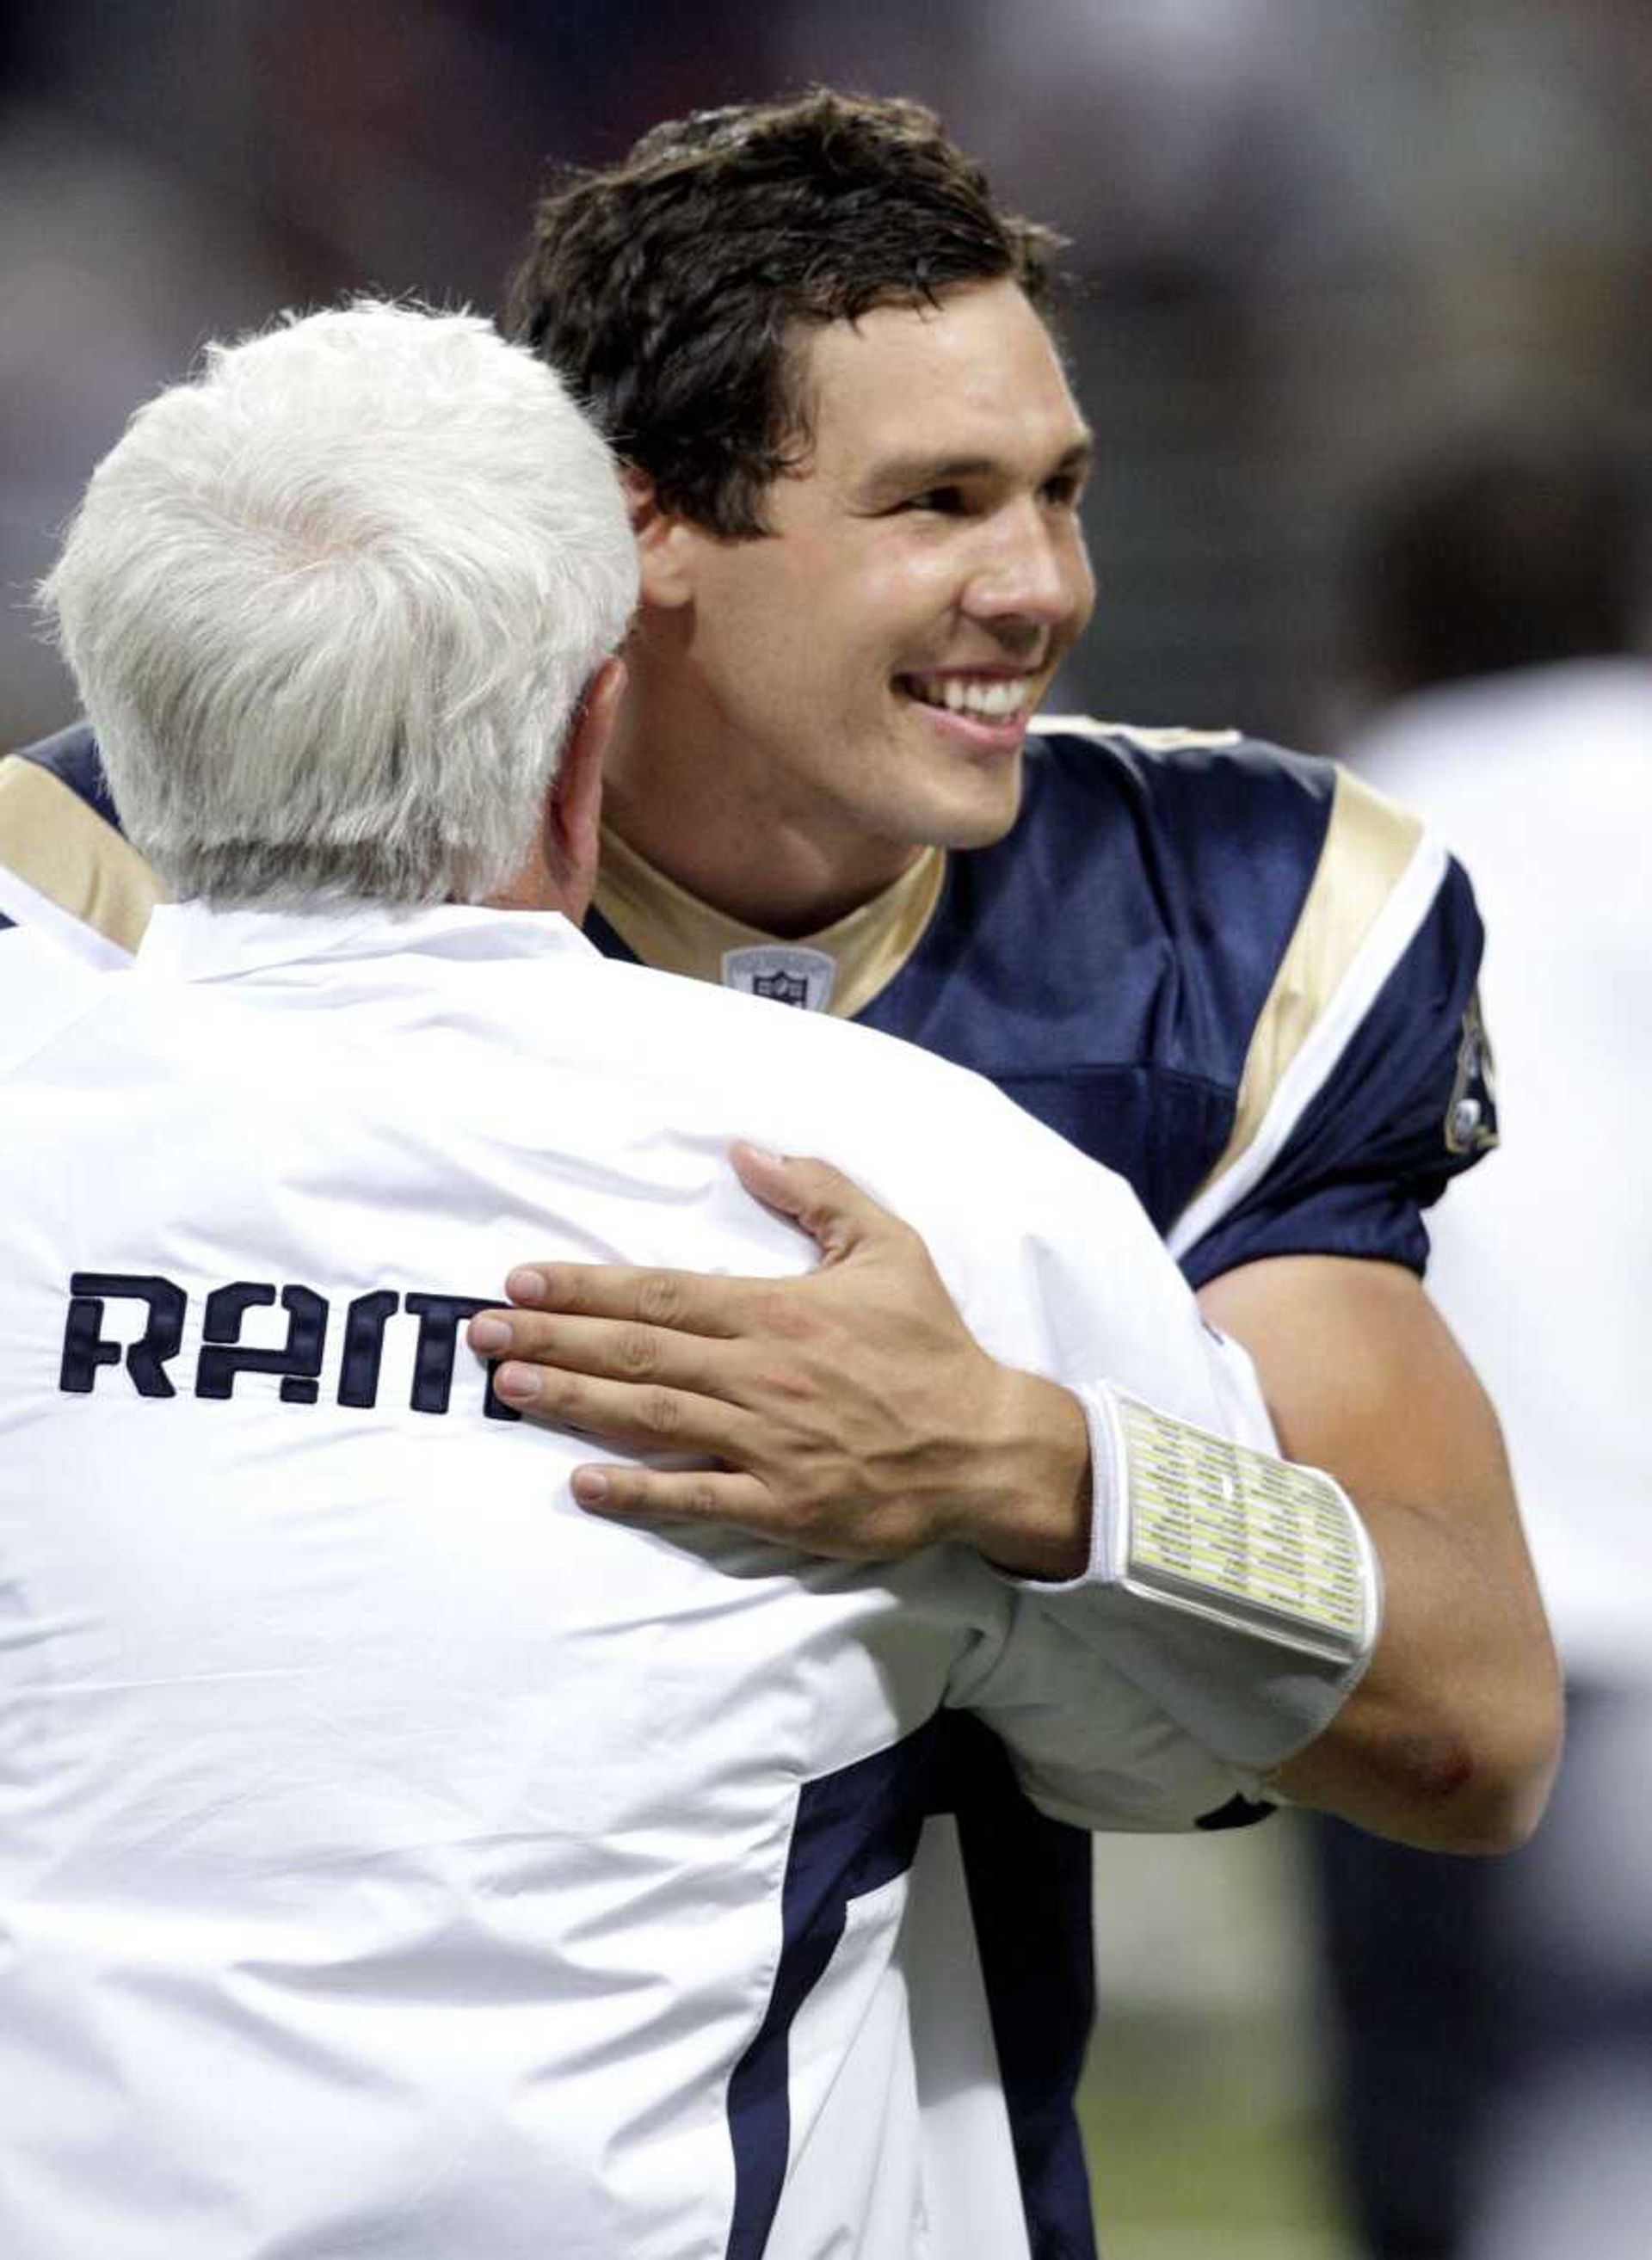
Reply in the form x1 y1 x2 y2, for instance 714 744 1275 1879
909 757 1026 850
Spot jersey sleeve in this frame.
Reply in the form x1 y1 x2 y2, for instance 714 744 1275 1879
1169 844 1499 1290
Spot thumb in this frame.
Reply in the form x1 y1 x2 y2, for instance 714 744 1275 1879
729 1144 887 1262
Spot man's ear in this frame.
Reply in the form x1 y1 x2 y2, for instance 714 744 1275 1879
626 469 699 609
485 660 624 916
541 655 625 918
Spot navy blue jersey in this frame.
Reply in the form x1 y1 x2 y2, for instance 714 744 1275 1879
0 716 1496 2260
583 718 1497 2257
587 721 1496 1286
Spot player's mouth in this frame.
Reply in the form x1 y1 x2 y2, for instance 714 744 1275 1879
895 671 1039 746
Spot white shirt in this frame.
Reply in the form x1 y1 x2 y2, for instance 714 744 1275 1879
0 900 1273 2260
1350 658 1652 1684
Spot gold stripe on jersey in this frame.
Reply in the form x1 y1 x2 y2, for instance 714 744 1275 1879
1195 767 1425 1200
0 754 165 951
593 826 946 1020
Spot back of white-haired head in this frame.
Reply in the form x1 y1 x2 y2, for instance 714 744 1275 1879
40 299 638 906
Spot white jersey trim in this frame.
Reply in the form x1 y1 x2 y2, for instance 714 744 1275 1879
1031 714 1242 751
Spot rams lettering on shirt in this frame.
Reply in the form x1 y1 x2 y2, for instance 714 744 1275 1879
59 1273 519 1417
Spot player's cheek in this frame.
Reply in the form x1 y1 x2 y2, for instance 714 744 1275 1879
1063 529 1097 634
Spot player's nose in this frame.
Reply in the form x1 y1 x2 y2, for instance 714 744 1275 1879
965 501 1094 637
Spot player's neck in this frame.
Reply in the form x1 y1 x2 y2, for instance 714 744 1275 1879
601 693 919 939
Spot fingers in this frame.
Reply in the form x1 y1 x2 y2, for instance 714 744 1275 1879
469 1306 742 1401
497 1259 759 1338
568 1460 891 1561
484 1351 767 1461
570 1462 779 1532
492 1152 899 1351
727 1144 894 1261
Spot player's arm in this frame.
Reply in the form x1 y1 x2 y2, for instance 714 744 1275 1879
467 1144 1396 1819
1197 1254 1561 1853
468 1146 1554 1853
1165 827 1562 1850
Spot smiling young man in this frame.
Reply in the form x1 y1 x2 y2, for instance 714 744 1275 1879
483 90 1556 2256
491 89 1550 1815
0 92 1560 2260
595 274 1094 932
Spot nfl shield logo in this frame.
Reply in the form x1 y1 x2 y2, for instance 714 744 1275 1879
753 968 810 1007
721 944 837 1013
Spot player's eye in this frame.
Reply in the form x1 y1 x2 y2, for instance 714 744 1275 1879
1042 471 1086 509
899 486 968 516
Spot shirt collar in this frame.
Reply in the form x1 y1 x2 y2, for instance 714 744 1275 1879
592 825 946 1019
134 899 600 984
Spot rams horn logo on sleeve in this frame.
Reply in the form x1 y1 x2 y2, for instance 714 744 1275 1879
1445 988 1499 1156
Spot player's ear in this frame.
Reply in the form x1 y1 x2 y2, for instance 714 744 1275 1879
626 469 698 610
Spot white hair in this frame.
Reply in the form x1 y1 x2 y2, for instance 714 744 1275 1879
39 299 638 906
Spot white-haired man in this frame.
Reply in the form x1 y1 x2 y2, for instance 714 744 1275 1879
3 300 1383 2258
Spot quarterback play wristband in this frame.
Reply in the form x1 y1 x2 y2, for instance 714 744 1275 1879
1030 1380 1383 1773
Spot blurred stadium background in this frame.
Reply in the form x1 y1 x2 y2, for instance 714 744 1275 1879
6 4 1649 2252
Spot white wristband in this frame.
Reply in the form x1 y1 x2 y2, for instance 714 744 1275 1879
1024 1380 1383 1772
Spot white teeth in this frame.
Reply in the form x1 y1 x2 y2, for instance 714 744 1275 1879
907 675 1031 720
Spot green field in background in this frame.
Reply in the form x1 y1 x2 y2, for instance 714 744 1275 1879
1076 2020 1359 2259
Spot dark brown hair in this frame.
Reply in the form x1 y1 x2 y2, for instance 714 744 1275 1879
504 89 1064 536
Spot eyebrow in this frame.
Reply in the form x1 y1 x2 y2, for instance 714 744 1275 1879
856 435 1095 506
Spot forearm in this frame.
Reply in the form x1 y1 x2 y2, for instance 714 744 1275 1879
1002 1372 1382 1780
1271 1478 1560 1850
1201 1256 1563 1854
978 1270 1561 1851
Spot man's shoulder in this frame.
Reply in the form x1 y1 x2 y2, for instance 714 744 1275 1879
0 921 109 1079
5 718 120 823
0 719 159 958
1026 712 1329 781
934 716 1352 990
1021 716 1340 867
1002 717 1433 987
893 716 1464 1269
914 717 1356 1068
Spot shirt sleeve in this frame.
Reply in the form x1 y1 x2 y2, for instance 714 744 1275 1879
942 1576 1269 1833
